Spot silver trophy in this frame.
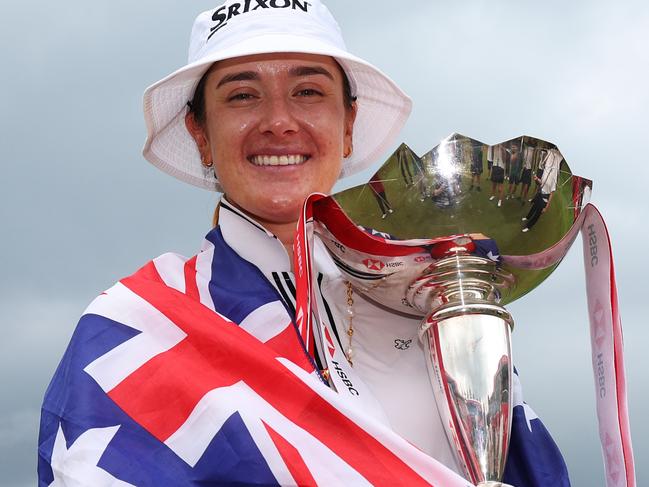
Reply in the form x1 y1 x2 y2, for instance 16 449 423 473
311 134 592 486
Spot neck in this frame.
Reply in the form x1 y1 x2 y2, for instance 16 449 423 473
264 220 297 267
220 197 297 270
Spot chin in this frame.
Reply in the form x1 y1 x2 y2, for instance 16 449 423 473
230 193 304 225
261 194 306 222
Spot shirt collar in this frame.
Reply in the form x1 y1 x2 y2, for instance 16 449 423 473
216 196 292 274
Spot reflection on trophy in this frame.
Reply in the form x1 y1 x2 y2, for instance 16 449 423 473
311 134 592 486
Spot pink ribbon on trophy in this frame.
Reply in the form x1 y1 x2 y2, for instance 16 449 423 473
503 203 635 487
293 192 318 358
295 193 635 487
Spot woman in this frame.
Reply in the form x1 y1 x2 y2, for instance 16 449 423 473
489 144 507 207
506 142 523 200
39 2 569 485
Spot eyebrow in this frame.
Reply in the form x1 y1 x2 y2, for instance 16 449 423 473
216 65 335 89
288 65 335 81
216 71 259 88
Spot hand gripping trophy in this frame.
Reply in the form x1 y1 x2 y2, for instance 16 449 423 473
295 134 635 486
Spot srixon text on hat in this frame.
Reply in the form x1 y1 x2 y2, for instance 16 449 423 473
210 0 311 38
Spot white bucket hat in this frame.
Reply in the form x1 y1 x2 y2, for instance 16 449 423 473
142 0 412 191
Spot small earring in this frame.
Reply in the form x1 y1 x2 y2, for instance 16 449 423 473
344 146 353 159
201 155 213 168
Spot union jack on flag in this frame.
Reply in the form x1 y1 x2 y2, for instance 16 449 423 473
38 225 569 486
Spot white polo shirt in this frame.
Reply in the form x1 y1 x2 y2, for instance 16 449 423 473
539 148 562 194
523 146 535 170
218 198 462 475
492 145 506 168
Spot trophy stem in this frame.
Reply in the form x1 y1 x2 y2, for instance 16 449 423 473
412 254 515 485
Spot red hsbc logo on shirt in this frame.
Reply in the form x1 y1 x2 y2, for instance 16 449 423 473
363 259 385 271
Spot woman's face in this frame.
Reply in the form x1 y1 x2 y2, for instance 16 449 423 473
187 52 356 225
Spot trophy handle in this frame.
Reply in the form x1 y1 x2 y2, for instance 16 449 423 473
420 305 513 486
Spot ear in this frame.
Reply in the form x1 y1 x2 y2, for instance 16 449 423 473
185 112 211 161
343 101 358 157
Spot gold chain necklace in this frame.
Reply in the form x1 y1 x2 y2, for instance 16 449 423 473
344 281 355 366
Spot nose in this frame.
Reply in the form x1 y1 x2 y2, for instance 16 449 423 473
258 96 299 136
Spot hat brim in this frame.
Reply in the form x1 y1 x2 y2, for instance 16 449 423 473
143 32 412 192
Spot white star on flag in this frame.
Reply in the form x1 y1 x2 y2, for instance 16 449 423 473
49 424 135 487
513 373 539 432
487 250 500 262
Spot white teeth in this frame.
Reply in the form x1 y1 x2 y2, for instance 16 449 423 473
251 155 308 166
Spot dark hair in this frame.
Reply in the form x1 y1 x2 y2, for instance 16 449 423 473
186 67 213 126
187 61 357 125
341 70 357 109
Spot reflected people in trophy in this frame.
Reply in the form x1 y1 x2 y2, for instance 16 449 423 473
522 147 563 232
520 139 535 203
469 142 484 191
398 142 425 189
368 172 394 219
401 146 429 201
333 134 586 265
489 144 507 207
506 142 523 201
533 148 548 196
429 144 462 209
487 144 494 176
432 178 458 209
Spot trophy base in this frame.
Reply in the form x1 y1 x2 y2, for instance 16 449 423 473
477 482 515 487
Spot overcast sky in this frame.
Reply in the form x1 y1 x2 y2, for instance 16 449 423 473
1 0 647 485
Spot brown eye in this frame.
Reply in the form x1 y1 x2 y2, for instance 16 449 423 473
295 88 323 97
228 93 257 102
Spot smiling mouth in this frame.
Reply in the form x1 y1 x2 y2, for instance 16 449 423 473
249 154 309 167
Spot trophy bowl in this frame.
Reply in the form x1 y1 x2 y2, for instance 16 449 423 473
309 133 592 486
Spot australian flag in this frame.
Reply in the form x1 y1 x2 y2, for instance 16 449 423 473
38 225 569 486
